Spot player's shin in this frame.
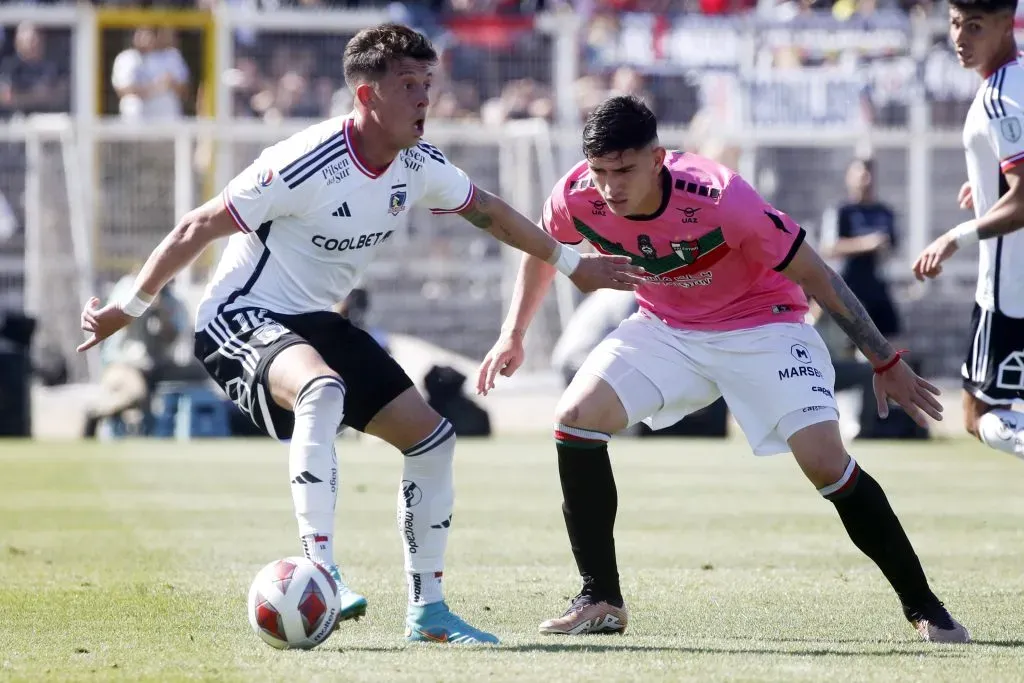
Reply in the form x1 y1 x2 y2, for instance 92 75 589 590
820 457 938 610
290 376 345 567
976 410 1024 458
398 419 456 607
554 424 623 605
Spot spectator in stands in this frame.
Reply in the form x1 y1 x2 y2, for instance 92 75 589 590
480 78 553 125
819 156 902 348
83 274 204 438
111 27 190 120
0 22 68 118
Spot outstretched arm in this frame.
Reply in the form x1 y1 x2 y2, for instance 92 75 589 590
457 187 562 261
780 240 942 426
78 197 239 351
456 186 644 293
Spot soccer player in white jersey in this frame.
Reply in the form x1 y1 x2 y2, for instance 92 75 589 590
77 24 642 646
913 0 1024 459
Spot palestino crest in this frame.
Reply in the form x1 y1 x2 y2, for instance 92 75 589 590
1001 117 1022 143
388 190 408 216
670 240 700 265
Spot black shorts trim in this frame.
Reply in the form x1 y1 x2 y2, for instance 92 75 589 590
194 308 413 439
961 304 1024 405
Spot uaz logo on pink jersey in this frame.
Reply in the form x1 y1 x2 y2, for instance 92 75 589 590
542 151 810 332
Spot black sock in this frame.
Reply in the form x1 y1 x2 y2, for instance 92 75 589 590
820 458 938 613
555 424 622 606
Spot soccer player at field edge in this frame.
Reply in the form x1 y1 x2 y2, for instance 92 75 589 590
77 24 645 646
478 95 970 643
913 0 1024 460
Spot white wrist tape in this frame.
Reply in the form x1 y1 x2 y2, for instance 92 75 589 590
120 288 155 318
950 221 980 248
551 243 582 277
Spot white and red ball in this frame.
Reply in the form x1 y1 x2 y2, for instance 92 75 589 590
247 556 341 650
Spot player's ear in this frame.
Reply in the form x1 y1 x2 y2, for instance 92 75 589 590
354 82 377 109
652 146 666 169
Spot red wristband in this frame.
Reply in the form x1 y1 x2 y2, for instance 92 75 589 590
873 350 907 375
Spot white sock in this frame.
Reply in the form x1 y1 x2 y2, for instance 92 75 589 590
290 376 345 567
398 418 456 607
977 409 1024 458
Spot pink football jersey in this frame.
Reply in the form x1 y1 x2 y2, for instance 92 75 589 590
542 151 808 331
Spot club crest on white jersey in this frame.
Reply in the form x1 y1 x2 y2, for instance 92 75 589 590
196 116 475 329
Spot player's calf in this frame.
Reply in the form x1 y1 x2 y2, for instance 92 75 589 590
553 374 631 608
789 421 969 643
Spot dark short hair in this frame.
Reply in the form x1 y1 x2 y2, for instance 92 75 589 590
343 23 437 88
582 95 658 159
949 0 1017 13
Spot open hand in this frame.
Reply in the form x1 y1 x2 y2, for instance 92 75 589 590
78 297 132 352
912 233 958 281
872 359 943 428
570 253 646 293
476 331 525 396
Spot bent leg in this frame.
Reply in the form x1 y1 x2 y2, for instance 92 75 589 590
365 388 456 607
364 387 498 643
553 372 632 607
789 420 968 642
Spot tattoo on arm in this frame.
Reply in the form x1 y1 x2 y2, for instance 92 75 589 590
459 189 494 230
457 188 524 250
819 267 894 363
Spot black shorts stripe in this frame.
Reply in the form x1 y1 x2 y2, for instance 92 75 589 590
194 308 415 439
286 148 349 189
280 131 345 176
774 227 806 272
962 304 1024 405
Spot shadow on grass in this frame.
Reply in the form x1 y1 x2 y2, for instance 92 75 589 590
497 643 967 657
970 639 1024 648
328 642 968 658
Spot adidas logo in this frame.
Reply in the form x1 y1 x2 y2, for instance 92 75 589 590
291 471 323 484
331 202 351 217
431 514 452 529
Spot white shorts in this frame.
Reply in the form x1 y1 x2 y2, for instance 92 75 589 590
575 310 839 456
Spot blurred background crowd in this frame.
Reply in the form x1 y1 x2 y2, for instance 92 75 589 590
0 0 1008 439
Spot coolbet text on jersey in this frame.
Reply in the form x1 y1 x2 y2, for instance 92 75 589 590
196 115 474 329
542 151 808 331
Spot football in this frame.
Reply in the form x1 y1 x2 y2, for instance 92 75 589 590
247 556 341 650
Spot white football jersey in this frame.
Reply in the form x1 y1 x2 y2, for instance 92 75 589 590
963 56 1024 317
195 116 474 329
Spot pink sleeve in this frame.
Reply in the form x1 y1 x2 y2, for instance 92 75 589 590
720 175 805 272
541 186 583 245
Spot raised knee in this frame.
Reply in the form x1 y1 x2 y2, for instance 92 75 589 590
554 402 581 427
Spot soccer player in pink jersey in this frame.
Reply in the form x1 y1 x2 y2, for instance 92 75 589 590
478 96 969 643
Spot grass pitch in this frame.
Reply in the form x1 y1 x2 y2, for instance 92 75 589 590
1 435 1023 682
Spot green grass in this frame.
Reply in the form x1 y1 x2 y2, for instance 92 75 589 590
1 436 1023 682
